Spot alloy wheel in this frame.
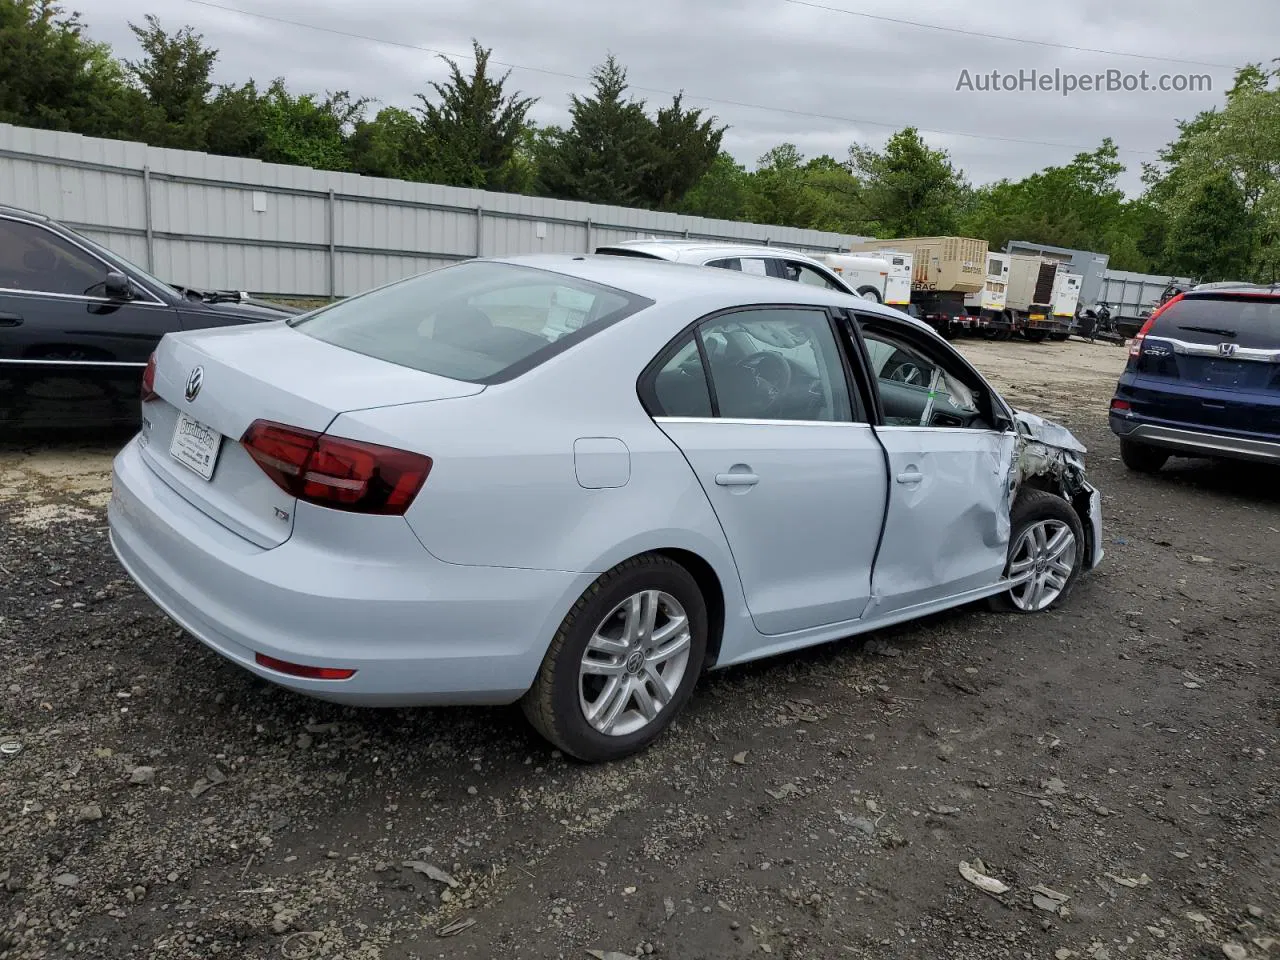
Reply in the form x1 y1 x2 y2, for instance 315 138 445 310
1007 520 1078 612
578 590 692 737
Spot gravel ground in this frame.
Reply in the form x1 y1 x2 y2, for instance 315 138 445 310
1 337 1277 960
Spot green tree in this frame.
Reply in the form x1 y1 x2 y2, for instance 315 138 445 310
1143 63 1280 281
744 144 827 228
536 55 656 206
256 81 367 172
123 14 216 148
849 127 966 236
0 0 131 137
415 40 535 192
348 106 435 181
1163 173 1254 281
679 152 750 220
639 93 726 210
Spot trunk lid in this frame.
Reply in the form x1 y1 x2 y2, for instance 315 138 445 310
141 321 483 547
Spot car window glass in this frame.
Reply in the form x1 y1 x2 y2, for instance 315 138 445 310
697 309 853 422
705 258 741 271
739 258 769 277
650 337 713 418
786 260 842 291
860 327 981 428
0 218 107 296
292 261 649 383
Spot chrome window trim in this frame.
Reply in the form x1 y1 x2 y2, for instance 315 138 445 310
655 416 870 428
0 214 168 307
1148 335 1280 363
0 357 147 368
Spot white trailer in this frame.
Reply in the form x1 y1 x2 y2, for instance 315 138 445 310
965 252 1013 337
1048 271 1083 339
817 252 902 304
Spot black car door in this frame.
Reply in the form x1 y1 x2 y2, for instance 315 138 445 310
0 215 180 429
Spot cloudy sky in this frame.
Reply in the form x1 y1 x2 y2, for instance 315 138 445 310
83 0 1276 194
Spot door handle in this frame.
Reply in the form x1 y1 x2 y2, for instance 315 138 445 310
896 470 924 484
715 472 759 487
0 313 22 327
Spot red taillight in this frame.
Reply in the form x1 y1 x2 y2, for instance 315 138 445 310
240 419 431 515
1129 293 1183 357
141 352 158 402
254 652 355 681
1110 398 1131 413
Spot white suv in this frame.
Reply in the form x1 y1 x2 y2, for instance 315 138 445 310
594 239 872 299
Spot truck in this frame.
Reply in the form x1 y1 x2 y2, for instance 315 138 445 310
965 252 1013 338
1046 270 1083 340
1006 255 1065 342
847 236 988 338
815 251 909 305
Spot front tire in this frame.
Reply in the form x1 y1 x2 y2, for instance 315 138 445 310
856 286 882 303
1024 328 1048 343
989 489 1085 614
521 555 708 762
1120 438 1169 474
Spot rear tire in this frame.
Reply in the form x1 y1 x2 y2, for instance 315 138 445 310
1120 439 1169 474
1024 329 1048 343
856 286 882 303
989 489 1085 614
521 554 708 762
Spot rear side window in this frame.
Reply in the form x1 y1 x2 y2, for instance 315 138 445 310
291 261 651 384
1151 296 1280 349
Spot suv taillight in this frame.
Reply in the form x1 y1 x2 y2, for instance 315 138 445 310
241 419 432 515
141 352 158 402
1129 293 1183 357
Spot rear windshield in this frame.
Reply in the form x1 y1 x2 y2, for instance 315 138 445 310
1152 295 1280 349
290 261 651 383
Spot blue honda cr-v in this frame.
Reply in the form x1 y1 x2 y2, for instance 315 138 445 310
1109 284 1280 472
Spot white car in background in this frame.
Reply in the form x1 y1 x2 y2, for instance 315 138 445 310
595 239 890 301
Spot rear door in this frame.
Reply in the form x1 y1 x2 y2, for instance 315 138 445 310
1130 293 1280 439
854 313 1016 615
0 215 179 428
643 305 888 636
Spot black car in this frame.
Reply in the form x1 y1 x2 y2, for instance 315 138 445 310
0 204 301 430
1109 283 1280 471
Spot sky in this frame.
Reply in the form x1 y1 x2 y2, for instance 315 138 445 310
82 0 1277 195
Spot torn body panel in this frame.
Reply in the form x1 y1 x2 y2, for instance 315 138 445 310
1011 410 1105 571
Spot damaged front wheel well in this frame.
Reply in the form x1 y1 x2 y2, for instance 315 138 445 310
1013 478 1096 570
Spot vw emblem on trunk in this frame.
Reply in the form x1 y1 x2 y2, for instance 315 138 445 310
1218 342 1238 357
184 366 204 402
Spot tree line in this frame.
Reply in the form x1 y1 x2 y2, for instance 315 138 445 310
2 0 1276 285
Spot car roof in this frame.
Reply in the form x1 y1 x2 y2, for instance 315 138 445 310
1184 283 1280 298
596 238 829 264
0 202 47 222
487 253 937 332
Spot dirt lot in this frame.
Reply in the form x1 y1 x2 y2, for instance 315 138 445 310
1 337 1277 960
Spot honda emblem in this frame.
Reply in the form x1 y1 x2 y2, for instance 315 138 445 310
1217 342 1238 357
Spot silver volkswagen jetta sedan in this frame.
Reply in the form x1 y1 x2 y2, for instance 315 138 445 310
108 254 1103 762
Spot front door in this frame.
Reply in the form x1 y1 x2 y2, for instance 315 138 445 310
0 216 179 428
643 306 889 636
856 316 1016 615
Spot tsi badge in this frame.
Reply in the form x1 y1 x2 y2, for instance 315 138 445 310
185 365 204 402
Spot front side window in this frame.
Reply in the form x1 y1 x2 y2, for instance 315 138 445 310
860 324 986 428
0 218 109 297
698 308 853 422
291 261 651 384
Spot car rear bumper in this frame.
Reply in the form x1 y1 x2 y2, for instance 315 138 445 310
1110 415 1280 464
108 435 590 706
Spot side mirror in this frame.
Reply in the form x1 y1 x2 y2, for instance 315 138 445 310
104 271 133 300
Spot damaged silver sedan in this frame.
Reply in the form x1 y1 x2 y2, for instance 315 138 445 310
110 255 1102 762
